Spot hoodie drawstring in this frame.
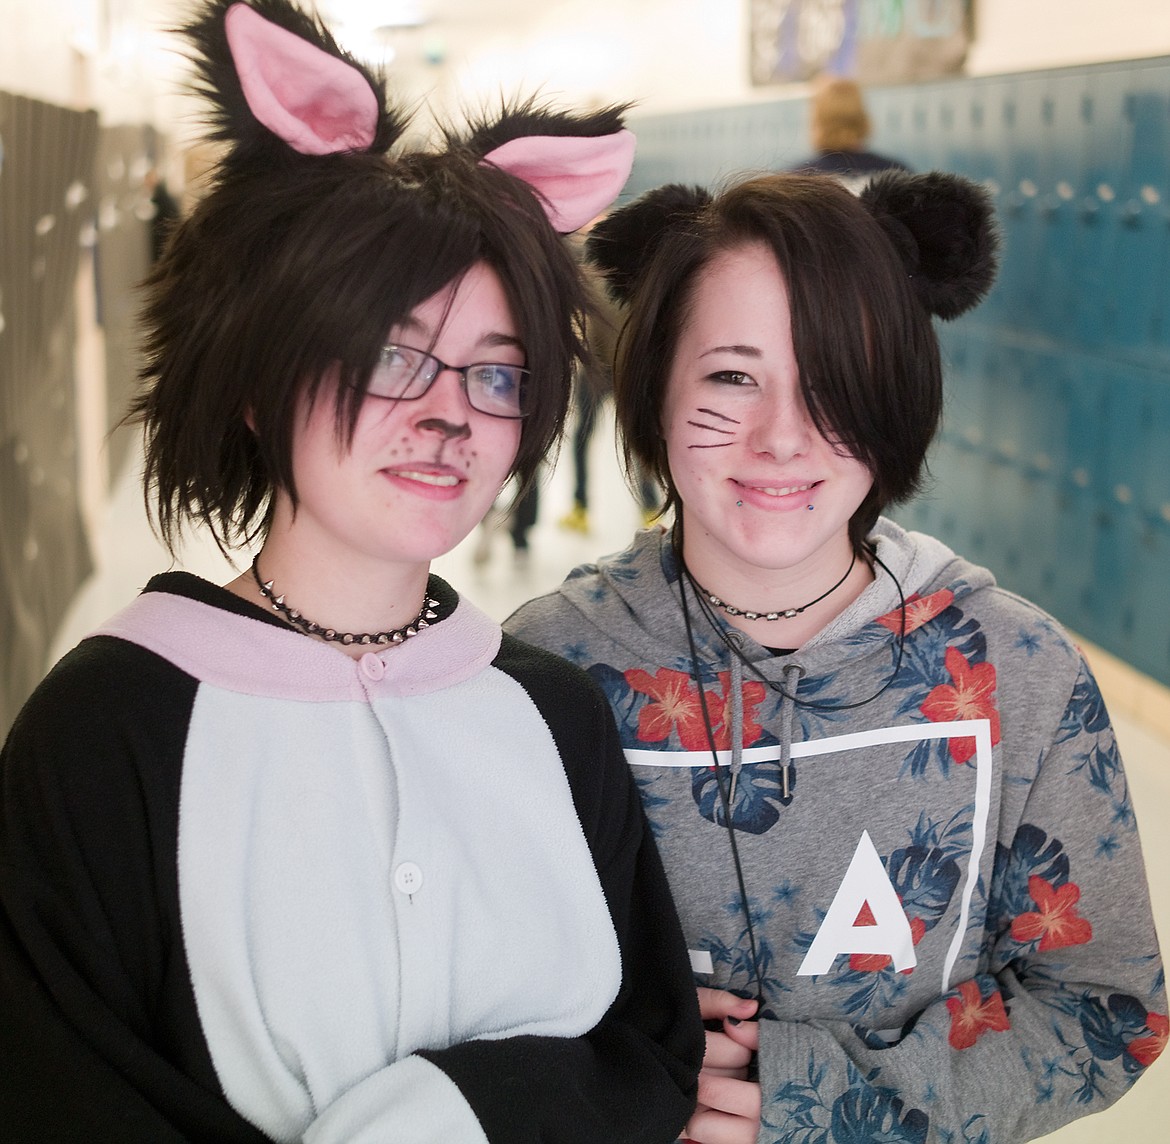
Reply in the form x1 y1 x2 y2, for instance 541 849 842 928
727 649 803 806
777 662 803 804
729 653 744 801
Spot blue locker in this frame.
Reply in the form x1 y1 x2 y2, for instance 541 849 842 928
1104 68 1170 350
1130 518 1170 682
1029 73 1087 339
1073 68 1130 350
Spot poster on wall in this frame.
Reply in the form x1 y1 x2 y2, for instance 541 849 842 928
750 0 973 86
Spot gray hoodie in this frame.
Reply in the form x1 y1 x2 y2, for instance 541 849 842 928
507 518 1166 1143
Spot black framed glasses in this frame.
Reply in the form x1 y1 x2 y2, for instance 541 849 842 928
364 343 530 419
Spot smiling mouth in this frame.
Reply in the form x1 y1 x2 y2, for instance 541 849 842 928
754 482 816 497
393 470 461 487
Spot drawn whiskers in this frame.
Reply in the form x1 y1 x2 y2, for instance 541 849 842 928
687 407 740 449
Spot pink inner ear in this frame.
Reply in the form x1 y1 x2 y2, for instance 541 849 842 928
225 3 377 155
483 130 636 233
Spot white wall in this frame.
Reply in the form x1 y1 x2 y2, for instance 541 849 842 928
3 0 1170 136
966 0 1170 76
0 1 183 121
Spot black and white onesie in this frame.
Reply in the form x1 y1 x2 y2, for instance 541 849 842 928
0 572 701 1142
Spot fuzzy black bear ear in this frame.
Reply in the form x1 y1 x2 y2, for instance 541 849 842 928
186 0 409 164
859 170 1000 320
585 183 712 305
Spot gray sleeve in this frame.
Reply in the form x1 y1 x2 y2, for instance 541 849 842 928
504 594 585 658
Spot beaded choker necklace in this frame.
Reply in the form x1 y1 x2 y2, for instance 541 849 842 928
251 559 438 647
690 550 857 622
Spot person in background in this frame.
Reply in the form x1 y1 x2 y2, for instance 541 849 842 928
144 166 181 264
788 74 910 186
507 170 1166 1143
0 1 703 1140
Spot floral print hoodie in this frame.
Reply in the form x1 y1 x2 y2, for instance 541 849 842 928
506 518 1166 1143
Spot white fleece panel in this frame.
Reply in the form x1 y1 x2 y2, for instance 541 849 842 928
303 1056 487 1144
178 666 621 1142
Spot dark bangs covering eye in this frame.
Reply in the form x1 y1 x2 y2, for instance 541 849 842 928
131 150 586 554
614 174 942 551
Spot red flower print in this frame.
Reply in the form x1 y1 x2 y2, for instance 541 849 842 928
849 915 926 974
920 646 1002 763
1127 1012 1168 1068
876 589 955 635
708 672 768 751
1010 876 1093 951
946 979 1011 1049
625 668 711 750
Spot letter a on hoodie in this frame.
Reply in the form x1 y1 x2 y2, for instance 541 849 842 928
798 831 916 975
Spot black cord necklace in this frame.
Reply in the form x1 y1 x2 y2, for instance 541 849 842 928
251 558 438 647
676 526 908 713
671 522 910 1007
678 569 766 1010
692 550 857 622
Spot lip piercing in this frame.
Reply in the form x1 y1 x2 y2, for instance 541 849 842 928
736 500 743 507
807 504 814 511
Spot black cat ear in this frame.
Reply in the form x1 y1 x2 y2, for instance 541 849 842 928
584 183 712 305
459 96 631 157
458 98 636 233
185 0 409 164
860 170 1000 320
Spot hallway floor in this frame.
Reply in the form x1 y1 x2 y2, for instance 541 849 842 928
48 406 1169 1141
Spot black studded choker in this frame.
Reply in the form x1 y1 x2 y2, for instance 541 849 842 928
251 558 438 647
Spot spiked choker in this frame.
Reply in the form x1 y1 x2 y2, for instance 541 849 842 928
251 558 438 647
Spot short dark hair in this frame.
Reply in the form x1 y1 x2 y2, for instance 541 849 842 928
613 174 941 551
131 147 586 553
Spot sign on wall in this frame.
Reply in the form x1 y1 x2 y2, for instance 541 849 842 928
750 0 973 86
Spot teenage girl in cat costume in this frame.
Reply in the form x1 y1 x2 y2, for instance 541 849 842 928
0 2 702 1140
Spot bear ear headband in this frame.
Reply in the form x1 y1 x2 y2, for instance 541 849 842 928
587 171 999 317
585 183 713 305
188 0 636 233
859 170 999 319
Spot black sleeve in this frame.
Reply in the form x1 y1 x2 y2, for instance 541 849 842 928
0 638 270 1143
417 635 703 1143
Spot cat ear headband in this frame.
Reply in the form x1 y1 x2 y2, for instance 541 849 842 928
586 170 999 318
189 0 636 233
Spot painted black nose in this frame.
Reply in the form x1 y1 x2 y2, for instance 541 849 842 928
416 417 471 442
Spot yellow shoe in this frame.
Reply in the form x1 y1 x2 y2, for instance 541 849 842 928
559 504 589 533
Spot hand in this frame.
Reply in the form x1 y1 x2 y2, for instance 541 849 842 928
682 988 761 1143
683 1071 761 1144
696 987 758 1077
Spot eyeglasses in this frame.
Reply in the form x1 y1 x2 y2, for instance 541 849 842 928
363 343 530 419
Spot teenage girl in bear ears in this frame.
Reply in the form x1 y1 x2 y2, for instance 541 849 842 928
0 1 703 1140
508 171 1166 1141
